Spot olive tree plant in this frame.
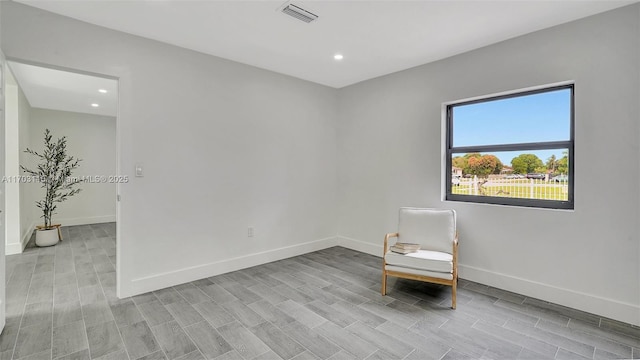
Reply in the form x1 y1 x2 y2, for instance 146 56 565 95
21 129 82 228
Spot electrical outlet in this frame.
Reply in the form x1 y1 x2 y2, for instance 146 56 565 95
248 226 254 237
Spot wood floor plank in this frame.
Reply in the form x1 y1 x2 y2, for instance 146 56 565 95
165 299 205 328
211 351 243 360
279 321 341 360
217 283 261 305
21 301 53 328
152 321 198 360
86 320 124 359
55 348 91 360
504 319 594 358
153 288 184 306
138 300 175 327
138 350 169 360
197 283 237 304
120 321 161 360
184 321 233 360
217 321 270 360
248 300 297 328
249 322 305 360
375 321 450 360
357 301 417 328
52 320 88 359
0 322 20 353
345 322 412 359
275 300 325 328
295 285 342 305
173 284 210 305
220 301 265 328
109 298 145 327
192 301 236 328
472 319 558 358
314 321 377 359
537 319 632 358
94 349 129 360
304 301 356 328
13 323 52 359
247 284 288 305
82 300 114 327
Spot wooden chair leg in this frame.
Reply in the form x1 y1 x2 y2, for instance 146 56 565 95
451 279 457 309
381 272 387 295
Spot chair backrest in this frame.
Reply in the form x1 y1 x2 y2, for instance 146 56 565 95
398 207 456 254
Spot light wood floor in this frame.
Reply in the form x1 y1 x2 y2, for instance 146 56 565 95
0 224 638 360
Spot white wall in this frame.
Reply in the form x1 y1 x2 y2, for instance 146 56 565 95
337 5 640 325
637 4 640 328
4 78 20 254
17 78 32 247
27 108 116 227
4 69 33 254
0 2 339 297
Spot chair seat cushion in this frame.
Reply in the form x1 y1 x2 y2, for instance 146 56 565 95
385 249 453 273
385 265 454 281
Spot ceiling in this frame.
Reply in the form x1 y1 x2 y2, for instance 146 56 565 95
14 0 637 89
7 61 118 117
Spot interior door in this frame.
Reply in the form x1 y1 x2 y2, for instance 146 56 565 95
0 50 7 334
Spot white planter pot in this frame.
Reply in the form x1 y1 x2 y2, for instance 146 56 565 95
35 228 59 247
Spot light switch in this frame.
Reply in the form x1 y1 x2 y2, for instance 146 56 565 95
135 164 144 177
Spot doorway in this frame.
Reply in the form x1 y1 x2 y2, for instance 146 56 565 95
2 60 120 339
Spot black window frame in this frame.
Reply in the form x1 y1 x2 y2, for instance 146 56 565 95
445 84 574 210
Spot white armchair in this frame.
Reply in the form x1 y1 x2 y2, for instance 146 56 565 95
382 207 459 309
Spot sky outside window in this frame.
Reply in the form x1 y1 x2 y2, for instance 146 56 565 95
452 88 571 164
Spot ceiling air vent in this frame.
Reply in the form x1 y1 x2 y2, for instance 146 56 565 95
281 3 318 23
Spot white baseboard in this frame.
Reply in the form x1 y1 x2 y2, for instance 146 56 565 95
459 264 640 326
337 235 383 257
338 236 640 327
22 220 36 248
56 215 116 227
124 236 339 297
6 241 23 255
6 220 37 255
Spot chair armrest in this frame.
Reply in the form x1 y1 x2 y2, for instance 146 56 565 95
383 233 399 257
453 232 459 277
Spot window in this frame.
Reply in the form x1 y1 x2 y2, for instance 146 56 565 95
446 84 574 209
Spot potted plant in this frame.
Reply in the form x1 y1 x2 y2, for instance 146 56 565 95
21 129 82 247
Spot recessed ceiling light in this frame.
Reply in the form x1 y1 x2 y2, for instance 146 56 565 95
98 89 108 93
91 103 100 107
334 54 344 61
